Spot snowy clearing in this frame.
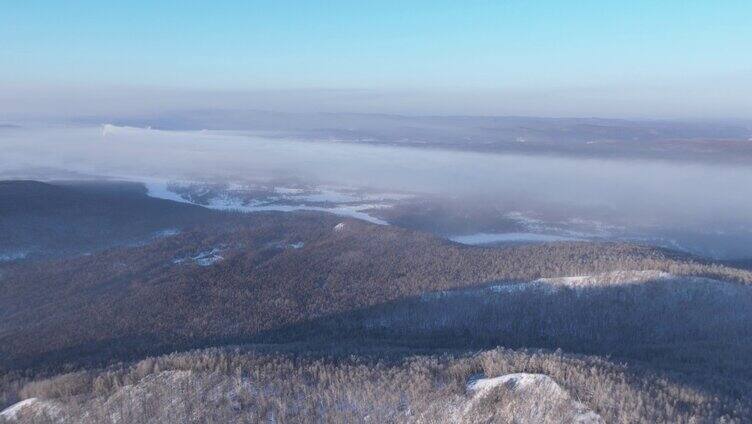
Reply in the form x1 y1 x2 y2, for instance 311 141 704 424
173 247 225 267
450 232 582 245
143 180 391 225
0 398 61 422
463 373 604 423
0 251 28 262
422 270 745 301
0 398 38 421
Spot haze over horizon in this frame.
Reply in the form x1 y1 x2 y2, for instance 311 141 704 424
2 1 751 120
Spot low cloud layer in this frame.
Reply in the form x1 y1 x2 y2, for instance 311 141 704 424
2 124 751 234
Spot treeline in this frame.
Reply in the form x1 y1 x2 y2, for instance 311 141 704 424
1 346 746 423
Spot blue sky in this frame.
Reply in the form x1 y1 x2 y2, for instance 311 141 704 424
1 1 751 117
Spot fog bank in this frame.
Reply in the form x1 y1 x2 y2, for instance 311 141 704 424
2 124 751 233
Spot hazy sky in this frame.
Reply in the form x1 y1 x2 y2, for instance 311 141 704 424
2 1 751 118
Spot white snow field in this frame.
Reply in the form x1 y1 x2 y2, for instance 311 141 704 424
450 232 582 245
462 373 604 423
144 180 392 225
0 398 61 422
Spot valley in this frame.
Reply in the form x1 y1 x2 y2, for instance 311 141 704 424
1 180 751 422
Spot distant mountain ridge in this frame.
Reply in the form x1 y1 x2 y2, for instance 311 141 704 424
72 110 752 163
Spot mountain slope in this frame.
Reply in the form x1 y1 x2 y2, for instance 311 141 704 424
0 180 218 261
2 207 748 371
1 346 745 423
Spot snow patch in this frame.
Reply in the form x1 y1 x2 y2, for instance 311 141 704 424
467 373 545 394
244 203 388 224
0 251 27 262
143 180 191 204
101 124 153 137
153 228 180 238
173 247 225 266
295 189 360 203
464 374 603 423
334 222 347 232
488 282 542 294
489 270 712 294
450 232 581 245
423 270 743 302
536 270 673 289
194 250 224 266
0 398 61 422
143 180 390 225
0 398 38 420
274 187 305 195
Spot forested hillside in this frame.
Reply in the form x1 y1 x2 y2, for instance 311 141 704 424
1 346 747 423
2 207 750 372
0 181 217 261
2 180 752 423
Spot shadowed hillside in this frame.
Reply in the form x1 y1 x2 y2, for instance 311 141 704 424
2 205 750 372
0 180 219 261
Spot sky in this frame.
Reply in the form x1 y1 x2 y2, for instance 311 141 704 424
1 1 751 119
